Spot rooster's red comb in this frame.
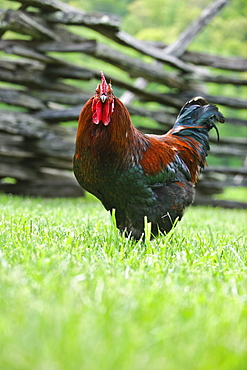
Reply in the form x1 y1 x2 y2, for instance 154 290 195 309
100 71 108 95
92 72 114 126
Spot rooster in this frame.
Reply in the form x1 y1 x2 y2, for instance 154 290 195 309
73 72 225 240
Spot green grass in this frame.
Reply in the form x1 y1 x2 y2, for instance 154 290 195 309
0 194 247 370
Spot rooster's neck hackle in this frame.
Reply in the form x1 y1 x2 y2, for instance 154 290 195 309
75 77 149 168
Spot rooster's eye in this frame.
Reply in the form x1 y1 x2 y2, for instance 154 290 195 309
95 84 100 93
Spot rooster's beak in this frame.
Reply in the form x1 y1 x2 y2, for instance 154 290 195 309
100 94 107 103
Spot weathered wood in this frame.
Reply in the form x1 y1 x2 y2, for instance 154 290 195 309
112 31 201 74
37 40 97 53
209 137 247 148
120 38 247 72
0 40 92 67
194 197 247 209
0 39 187 90
205 95 247 109
0 110 47 138
139 91 247 111
111 38 247 72
182 51 247 72
0 9 59 40
8 0 121 32
200 74 247 86
200 172 247 188
198 177 247 188
31 90 90 106
2 38 246 98
163 0 228 57
0 159 39 181
89 44 187 89
0 111 75 159
120 78 147 105
120 60 246 105
202 167 247 186
128 107 176 127
0 59 83 92
0 134 34 159
103 29 247 73
35 105 82 122
225 117 247 126
0 177 84 198
0 42 57 63
0 88 45 110
44 9 121 35
28 131 75 160
159 92 247 110
8 0 87 13
196 181 246 195
210 146 247 158
0 57 44 72
42 157 73 171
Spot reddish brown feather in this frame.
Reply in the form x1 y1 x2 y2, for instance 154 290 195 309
140 133 204 184
140 137 176 174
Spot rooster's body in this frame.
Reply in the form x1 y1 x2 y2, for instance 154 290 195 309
73 73 224 240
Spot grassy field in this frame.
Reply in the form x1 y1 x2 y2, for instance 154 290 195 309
0 193 246 370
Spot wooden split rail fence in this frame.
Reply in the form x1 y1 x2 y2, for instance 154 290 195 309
0 0 246 208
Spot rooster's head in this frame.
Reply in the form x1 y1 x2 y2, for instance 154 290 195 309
92 72 114 126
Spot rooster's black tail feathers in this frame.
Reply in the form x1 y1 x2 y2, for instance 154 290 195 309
173 96 225 143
